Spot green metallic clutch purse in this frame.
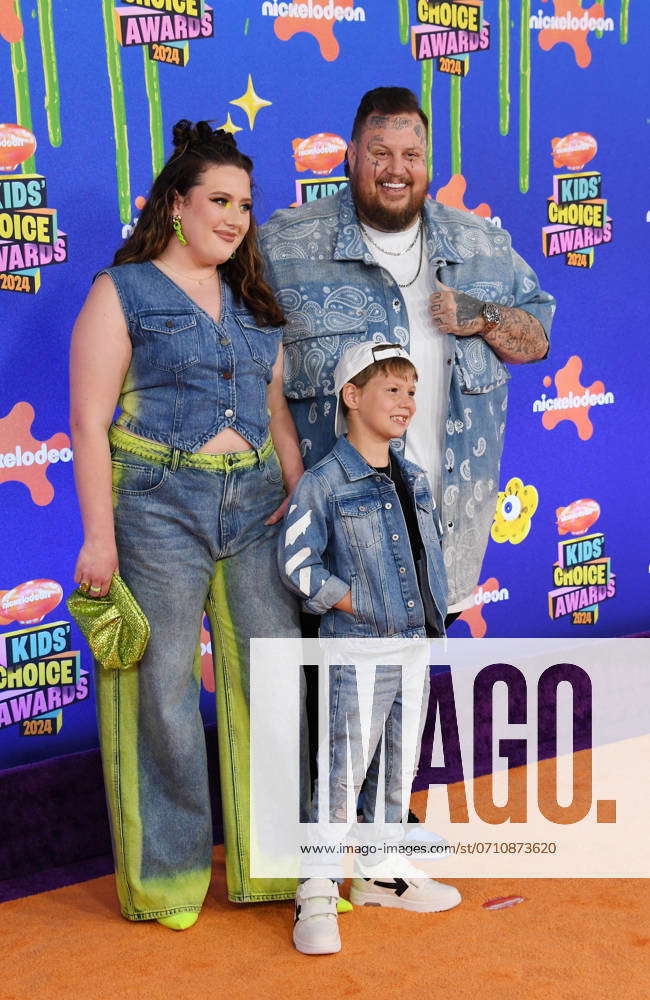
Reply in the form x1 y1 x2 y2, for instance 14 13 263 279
66 574 150 671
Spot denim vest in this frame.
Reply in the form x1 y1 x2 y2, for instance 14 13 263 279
279 436 447 638
260 186 555 604
98 260 282 452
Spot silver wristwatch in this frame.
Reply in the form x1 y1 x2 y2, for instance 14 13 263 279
481 301 502 333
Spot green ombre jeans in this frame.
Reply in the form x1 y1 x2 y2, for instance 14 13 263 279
95 427 301 919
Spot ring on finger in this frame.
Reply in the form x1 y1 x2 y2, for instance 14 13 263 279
89 585 102 594
80 582 90 593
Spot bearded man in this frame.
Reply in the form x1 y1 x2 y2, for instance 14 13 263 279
260 86 554 613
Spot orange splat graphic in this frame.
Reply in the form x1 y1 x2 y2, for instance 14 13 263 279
455 578 501 638
436 175 491 218
0 591 10 626
0 0 23 43
0 402 70 506
273 0 357 61
538 0 604 68
541 356 605 440
200 616 214 692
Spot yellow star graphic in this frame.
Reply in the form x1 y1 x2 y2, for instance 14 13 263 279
217 112 243 136
229 75 272 130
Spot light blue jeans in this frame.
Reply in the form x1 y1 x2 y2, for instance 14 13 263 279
301 642 430 879
95 427 301 918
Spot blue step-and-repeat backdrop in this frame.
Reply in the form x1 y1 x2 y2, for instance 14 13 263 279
0 1 647 770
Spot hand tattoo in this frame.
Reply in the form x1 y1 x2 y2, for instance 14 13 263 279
453 291 483 327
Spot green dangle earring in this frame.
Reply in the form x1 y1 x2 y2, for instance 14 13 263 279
172 214 188 247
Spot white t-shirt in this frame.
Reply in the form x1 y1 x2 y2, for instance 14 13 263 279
362 220 473 615
362 218 453 509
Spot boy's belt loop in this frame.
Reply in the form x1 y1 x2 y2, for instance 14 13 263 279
169 448 181 472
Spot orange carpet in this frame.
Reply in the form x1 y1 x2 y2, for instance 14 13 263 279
2 843 646 999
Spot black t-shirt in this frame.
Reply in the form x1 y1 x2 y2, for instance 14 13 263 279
372 459 424 573
372 458 442 637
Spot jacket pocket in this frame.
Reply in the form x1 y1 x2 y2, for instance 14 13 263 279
282 327 368 401
336 495 383 549
454 335 510 394
233 313 280 379
138 311 199 373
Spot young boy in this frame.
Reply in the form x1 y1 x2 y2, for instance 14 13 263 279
279 342 460 955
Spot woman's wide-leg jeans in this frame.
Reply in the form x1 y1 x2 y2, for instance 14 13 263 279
95 434 301 919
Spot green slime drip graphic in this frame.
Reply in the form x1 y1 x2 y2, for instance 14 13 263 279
420 58 433 176
102 0 131 224
398 0 409 45
143 51 164 179
450 75 461 175
519 0 530 193
10 0 35 174
37 0 61 146
499 0 510 135
620 0 629 44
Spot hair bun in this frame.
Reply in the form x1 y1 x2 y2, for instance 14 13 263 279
172 119 194 148
171 119 239 152
195 120 214 143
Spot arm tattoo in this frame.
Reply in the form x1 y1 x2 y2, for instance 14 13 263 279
483 307 548 363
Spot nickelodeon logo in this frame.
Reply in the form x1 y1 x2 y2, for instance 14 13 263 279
261 1 366 20
533 356 614 441
529 10 614 32
0 442 72 468
0 402 72 506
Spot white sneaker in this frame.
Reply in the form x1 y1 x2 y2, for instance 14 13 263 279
293 879 341 955
349 876 461 913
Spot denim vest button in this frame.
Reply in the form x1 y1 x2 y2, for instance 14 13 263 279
385 502 392 510
392 533 399 541
223 372 232 380
393 298 400 309
165 320 173 329
374 476 381 482
447 521 453 528
407 600 415 608
220 338 230 346
399 567 406 575
358 504 366 511
225 408 234 417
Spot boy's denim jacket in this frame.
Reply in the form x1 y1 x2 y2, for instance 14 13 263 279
278 436 447 638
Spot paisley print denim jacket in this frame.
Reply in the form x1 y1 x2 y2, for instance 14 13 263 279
259 185 555 604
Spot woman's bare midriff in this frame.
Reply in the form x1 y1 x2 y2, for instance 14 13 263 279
117 426 254 455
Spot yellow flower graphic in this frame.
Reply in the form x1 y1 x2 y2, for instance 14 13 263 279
491 477 539 544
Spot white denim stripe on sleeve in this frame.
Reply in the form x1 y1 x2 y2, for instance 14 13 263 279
285 509 312 547
285 547 310 576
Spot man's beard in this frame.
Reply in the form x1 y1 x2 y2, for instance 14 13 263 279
350 172 427 232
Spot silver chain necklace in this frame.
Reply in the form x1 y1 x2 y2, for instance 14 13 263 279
395 224 424 289
360 217 422 257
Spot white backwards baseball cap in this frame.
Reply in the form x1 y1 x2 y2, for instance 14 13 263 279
333 341 415 436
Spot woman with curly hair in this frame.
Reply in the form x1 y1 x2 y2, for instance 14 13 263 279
69 121 302 927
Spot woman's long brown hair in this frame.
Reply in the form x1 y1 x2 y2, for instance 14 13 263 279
113 120 285 327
